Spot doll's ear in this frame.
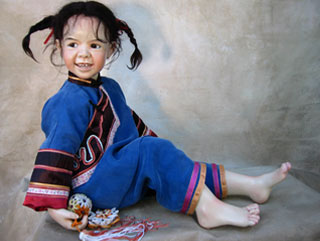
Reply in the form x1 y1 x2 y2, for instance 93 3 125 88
55 40 61 51
55 40 64 58
106 42 116 59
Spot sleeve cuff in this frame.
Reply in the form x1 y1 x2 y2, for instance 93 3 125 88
23 149 74 211
23 183 69 211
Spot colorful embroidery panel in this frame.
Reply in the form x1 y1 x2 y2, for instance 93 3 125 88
72 86 120 189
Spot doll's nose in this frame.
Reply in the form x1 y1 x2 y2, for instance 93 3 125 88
78 46 90 58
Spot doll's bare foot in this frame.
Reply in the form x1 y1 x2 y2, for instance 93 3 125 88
196 186 260 229
249 162 291 203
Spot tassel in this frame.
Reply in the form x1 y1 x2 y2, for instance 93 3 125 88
79 216 168 241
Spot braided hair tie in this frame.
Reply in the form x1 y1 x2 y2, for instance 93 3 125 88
116 18 129 32
43 28 54 44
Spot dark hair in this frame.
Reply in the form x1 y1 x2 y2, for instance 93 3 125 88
22 1 142 70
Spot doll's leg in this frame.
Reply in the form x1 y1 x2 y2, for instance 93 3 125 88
196 185 260 228
195 162 291 228
225 162 291 203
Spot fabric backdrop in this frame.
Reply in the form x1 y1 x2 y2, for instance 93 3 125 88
0 0 319 240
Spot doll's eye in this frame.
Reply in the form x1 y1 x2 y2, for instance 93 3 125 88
68 42 78 48
91 43 101 49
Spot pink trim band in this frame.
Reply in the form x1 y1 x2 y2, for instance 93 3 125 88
187 163 207 215
181 162 200 213
212 164 221 198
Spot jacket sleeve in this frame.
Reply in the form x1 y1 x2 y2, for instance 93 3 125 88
131 109 158 137
23 89 92 211
23 150 75 211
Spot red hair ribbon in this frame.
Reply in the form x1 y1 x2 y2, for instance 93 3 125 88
44 28 54 44
116 18 129 31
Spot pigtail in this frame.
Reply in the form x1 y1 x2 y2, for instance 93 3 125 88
22 2 143 70
22 16 54 62
117 19 143 70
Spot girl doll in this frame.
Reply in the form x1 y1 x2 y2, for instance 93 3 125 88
22 1 291 231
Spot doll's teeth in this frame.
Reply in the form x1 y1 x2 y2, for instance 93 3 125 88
77 63 91 67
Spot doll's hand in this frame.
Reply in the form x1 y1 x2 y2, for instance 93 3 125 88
48 208 88 231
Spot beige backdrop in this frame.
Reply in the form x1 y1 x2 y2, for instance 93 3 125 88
0 0 319 240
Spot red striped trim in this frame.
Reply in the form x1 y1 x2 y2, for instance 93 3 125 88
38 148 75 158
181 162 200 213
34 165 73 174
149 130 158 137
136 118 142 129
98 94 110 139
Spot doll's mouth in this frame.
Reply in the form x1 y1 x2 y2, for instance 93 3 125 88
75 63 93 71
76 63 93 68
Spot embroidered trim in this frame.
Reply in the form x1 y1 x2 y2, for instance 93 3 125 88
27 187 69 197
27 182 70 199
72 86 120 189
212 164 221 199
220 165 228 198
187 163 207 215
100 86 120 148
210 164 228 199
72 165 97 188
81 135 104 165
181 162 200 214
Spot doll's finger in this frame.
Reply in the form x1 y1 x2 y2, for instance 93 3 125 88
77 215 89 230
64 219 79 231
58 209 80 219
48 208 79 220
64 210 79 220
66 215 88 231
50 215 76 231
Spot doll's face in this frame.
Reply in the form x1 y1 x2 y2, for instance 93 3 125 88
59 15 114 79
